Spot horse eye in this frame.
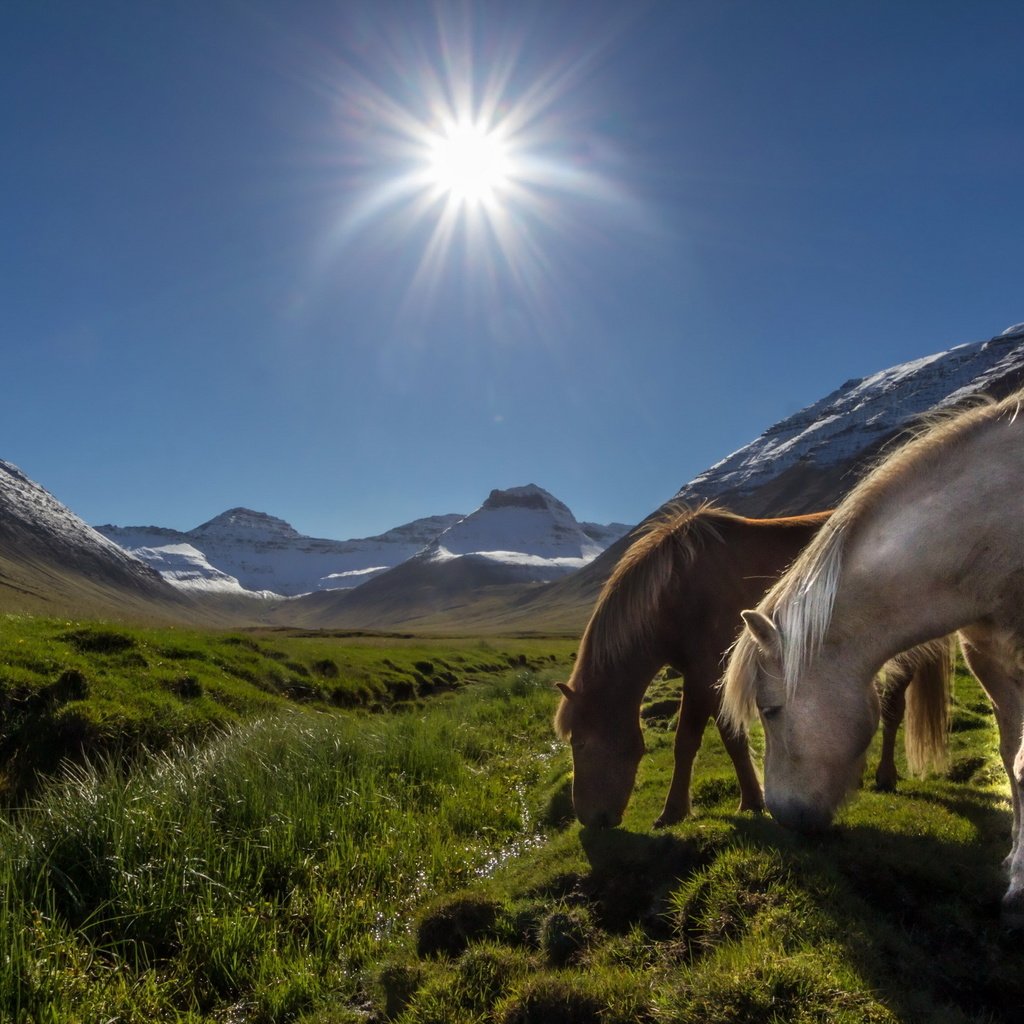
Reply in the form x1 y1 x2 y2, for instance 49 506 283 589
759 705 783 721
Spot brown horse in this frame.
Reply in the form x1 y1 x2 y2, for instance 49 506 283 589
554 503 951 829
722 389 1024 923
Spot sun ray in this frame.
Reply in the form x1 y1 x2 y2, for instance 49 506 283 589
315 8 648 328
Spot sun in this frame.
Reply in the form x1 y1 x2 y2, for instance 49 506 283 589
323 12 641 315
427 120 510 205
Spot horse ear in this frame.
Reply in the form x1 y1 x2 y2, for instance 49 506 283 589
556 682 575 700
741 609 781 658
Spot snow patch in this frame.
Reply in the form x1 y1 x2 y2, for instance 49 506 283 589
678 328 1024 505
413 485 619 584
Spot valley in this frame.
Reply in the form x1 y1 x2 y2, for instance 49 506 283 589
3 324 1024 1021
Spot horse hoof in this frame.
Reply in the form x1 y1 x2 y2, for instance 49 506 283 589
653 810 687 829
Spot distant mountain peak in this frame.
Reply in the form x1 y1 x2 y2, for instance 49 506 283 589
480 484 568 513
191 507 300 540
425 482 612 574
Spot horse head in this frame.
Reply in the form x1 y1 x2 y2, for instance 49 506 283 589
555 682 644 828
726 610 879 833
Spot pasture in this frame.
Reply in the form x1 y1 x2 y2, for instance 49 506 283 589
0 616 1021 1022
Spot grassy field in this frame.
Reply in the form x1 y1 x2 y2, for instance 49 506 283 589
384 664 1023 1024
1 615 1021 1022
0 614 574 801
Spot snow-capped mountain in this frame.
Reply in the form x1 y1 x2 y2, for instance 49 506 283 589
97 509 464 597
423 485 628 581
676 323 1024 516
281 485 632 628
10 323 1020 630
0 460 186 618
99 488 629 601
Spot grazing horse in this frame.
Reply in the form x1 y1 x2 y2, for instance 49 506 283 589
722 389 1024 923
553 504 951 829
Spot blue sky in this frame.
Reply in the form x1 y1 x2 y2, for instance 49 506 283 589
4 1 1023 540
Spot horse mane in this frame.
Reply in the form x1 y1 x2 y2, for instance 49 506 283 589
554 501 738 740
582 501 738 674
724 388 1022 720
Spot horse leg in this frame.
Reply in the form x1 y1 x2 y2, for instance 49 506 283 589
717 715 765 813
654 660 763 826
1006 727 1024 929
960 625 1024 925
654 680 708 828
875 667 909 791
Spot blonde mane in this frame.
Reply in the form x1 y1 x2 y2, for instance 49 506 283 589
723 388 1021 728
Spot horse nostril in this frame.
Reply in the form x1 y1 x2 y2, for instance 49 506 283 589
769 797 832 834
584 810 621 829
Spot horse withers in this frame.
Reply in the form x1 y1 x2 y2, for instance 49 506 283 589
722 390 1024 923
554 504 950 830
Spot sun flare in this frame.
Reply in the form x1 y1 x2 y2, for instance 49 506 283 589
428 121 510 205
326 14 639 316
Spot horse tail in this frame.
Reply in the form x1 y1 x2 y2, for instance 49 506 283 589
902 636 955 775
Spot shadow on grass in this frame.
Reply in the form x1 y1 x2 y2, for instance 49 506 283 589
575 800 1024 1023
576 819 736 935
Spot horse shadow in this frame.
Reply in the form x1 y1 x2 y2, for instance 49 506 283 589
574 801 1024 1023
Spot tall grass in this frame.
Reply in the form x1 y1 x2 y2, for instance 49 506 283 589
0 670 562 1022
0 614 575 802
384 662 1024 1024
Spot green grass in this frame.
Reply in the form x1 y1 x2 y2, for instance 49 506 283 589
0 659 571 1022
0 614 575 800
383 661 1024 1024
2 616 1021 1023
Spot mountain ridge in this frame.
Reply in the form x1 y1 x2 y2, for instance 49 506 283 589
97 485 629 600
675 323 1024 516
2 322 1022 631
97 510 466 598
267 484 632 628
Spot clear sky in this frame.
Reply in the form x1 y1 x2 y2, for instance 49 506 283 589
4 1 1022 540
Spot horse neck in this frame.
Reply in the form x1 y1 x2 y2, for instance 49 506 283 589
739 515 830 581
572 609 671 723
824 488 1007 672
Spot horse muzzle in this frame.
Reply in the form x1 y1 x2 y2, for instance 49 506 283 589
576 808 622 829
767 795 834 834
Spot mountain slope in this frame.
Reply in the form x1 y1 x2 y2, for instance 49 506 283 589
385 324 1024 635
279 485 630 629
0 461 193 621
98 509 464 597
677 323 1024 515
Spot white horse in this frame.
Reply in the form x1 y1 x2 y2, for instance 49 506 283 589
721 389 1024 924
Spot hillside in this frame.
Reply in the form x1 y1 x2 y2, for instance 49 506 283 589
0 460 195 623
677 322 1024 515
